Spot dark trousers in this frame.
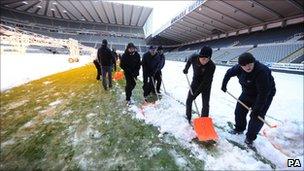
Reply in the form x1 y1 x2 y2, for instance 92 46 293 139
234 92 275 141
101 66 113 90
93 60 101 79
154 71 162 93
186 81 211 121
143 75 154 97
125 74 136 101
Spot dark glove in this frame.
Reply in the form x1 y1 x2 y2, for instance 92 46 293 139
183 69 188 74
221 85 227 92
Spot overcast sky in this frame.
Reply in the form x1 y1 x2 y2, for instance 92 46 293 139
110 1 195 34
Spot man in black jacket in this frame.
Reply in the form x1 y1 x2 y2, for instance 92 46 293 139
183 46 215 124
120 43 141 104
154 46 166 94
221 52 276 146
97 39 116 90
142 46 161 100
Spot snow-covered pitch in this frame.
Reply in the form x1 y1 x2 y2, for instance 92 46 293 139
1 53 303 170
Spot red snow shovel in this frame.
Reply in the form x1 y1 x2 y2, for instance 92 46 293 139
226 90 277 128
113 71 124 81
185 74 219 141
194 117 219 141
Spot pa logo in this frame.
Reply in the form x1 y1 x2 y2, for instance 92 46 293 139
287 159 301 167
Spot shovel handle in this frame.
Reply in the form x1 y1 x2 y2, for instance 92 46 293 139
151 76 159 101
226 90 275 128
160 75 167 93
185 74 200 115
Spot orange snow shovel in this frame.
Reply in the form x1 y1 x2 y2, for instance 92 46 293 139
113 71 124 81
194 117 219 141
185 74 219 141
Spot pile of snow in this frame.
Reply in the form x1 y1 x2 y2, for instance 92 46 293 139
127 95 273 170
132 60 303 169
0 52 94 91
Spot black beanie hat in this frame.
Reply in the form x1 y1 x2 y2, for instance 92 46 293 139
238 52 255 66
199 46 212 58
127 43 136 49
102 39 108 46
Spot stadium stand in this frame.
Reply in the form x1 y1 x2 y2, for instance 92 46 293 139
1 6 148 52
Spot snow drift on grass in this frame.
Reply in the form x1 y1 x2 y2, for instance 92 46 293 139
133 60 303 169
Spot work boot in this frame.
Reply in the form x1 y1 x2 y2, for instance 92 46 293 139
126 100 131 106
228 129 243 135
244 138 254 149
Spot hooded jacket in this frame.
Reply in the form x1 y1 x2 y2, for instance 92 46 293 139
97 44 115 67
120 47 141 77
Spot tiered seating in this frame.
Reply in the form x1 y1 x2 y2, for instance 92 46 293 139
291 54 304 63
212 46 253 62
249 43 303 63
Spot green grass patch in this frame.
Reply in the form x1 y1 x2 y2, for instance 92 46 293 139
1 64 205 170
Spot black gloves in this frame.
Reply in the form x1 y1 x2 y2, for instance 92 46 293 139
221 85 227 92
183 69 188 74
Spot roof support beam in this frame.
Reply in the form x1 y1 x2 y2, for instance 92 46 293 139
136 7 144 26
162 32 188 42
170 26 200 40
167 30 193 41
89 0 104 23
129 5 134 25
175 22 208 38
183 17 212 32
248 0 283 18
13 3 26 10
54 4 63 19
219 1 265 22
160 33 185 42
111 2 118 24
0 0 22 6
286 0 304 11
194 11 237 29
158 33 181 42
100 1 110 23
56 0 78 20
201 5 249 27
34 7 41 14
44 0 50 16
79 1 96 22
68 1 90 21
164 29 192 41
24 0 41 12
187 14 226 32
176 22 208 37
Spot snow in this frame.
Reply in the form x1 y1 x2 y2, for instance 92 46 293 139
49 100 63 106
0 52 94 92
132 60 303 170
1 51 303 170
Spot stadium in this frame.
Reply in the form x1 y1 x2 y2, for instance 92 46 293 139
0 0 303 170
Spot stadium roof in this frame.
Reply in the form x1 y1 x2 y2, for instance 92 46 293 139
0 0 153 28
148 0 304 45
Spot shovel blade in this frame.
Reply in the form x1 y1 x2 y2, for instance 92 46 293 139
113 71 124 81
194 117 219 142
